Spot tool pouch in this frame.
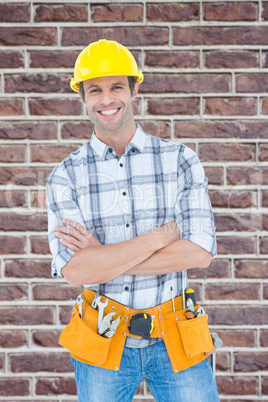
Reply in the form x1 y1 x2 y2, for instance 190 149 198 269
176 314 213 359
59 299 113 366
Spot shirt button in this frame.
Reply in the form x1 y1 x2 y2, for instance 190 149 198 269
108 148 113 153
125 286 129 291
119 163 123 167
126 223 130 228
131 148 135 153
122 191 127 196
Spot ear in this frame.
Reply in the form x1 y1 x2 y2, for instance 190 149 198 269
131 82 140 101
78 90 86 105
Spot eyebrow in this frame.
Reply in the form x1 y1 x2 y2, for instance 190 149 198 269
86 81 126 91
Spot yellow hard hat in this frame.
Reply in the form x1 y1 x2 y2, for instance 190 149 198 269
70 39 143 92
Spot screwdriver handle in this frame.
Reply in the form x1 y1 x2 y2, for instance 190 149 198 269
186 288 197 307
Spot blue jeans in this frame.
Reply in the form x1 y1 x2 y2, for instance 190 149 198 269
72 340 219 402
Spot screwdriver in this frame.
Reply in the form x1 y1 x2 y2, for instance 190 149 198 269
185 288 198 320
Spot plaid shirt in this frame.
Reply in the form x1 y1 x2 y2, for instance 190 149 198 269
46 124 217 348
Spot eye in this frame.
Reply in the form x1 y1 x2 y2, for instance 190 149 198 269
113 86 123 90
89 88 100 94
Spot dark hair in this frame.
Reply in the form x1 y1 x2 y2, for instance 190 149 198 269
79 76 137 101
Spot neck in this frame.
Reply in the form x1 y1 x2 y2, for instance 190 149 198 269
95 119 137 157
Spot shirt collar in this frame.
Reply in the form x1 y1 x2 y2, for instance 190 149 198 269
89 123 146 160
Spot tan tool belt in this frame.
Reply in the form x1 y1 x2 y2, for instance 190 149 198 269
59 289 214 373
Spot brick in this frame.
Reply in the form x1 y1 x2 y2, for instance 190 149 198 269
216 352 230 371
29 50 79 68
34 4 87 22
216 376 258 396
62 27 168 47
31 190 47 209
235 353 268 372
263 377 268 395
205 50 259 69
132 98 140 115
0 284 28 301
263 53 268 68
0 330 27 348
5 73 72 94
262 190 268 207
235 260 268 279
215 213 262 232
206 305 268 325
199 143 255 162
260 330 268 347
0 378 30 397
0 99 24 116
36 377 76 395
262 98 268 114
173 27 268 46
91 4 143 22
237 74 268 93
204 3 257 21
209 190 255 208
0 236 26 254
0 190 26 208
0 167 51 186
0 122 57 140
0 145 26 163
217 236 256 255
0 306 54 325
32 284 82 301
59 306 73 325
174 120 268 139
140 74 230 94
138 121 171 139
188 259 230 279
264 284 268 300
0 3 30 22
145 50 199 68
0 51 24 69
147 98 199 115
0 28 57 46
205 283 259 301
29 98 82 116
204 167 224 185
147 3 199 22
260 237 268 254
227 167 267 185
205 97 257 116
61 121 94 139
30 237 50 255
262 3 268 20
10 352 73 373
217 329 256 348
5 259 51 278
0 354 4 371
0 213 47 231
32 329 62 348
30 145 79 163
259 144 268 161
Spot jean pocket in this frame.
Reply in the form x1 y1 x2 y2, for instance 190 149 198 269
177 315 214 358
59 309 112 366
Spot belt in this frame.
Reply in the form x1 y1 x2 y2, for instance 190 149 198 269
59 289 214 373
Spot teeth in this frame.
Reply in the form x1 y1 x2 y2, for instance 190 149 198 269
99 108 119 116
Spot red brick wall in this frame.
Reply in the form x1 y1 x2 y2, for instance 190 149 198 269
0 1 267 400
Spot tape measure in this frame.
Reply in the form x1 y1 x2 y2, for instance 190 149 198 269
128 313 154 340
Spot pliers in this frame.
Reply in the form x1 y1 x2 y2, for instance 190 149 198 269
98 312 121 338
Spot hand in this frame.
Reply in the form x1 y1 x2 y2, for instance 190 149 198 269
205 346 217 357
54 219 101 252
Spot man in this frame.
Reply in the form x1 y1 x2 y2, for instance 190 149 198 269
46 39 219 401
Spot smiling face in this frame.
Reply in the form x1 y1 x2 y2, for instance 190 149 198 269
81 75 139 136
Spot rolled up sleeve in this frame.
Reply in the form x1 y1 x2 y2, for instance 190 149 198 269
46 163 85 278
175 146 217 258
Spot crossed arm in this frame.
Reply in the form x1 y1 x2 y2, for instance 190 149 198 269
56 219 212 287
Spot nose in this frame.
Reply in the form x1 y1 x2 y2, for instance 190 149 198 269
100 89 115 106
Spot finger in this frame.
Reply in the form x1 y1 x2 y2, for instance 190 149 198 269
58 237 80 252
55 232 81 247
62 219 91 237
55 225 85 242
